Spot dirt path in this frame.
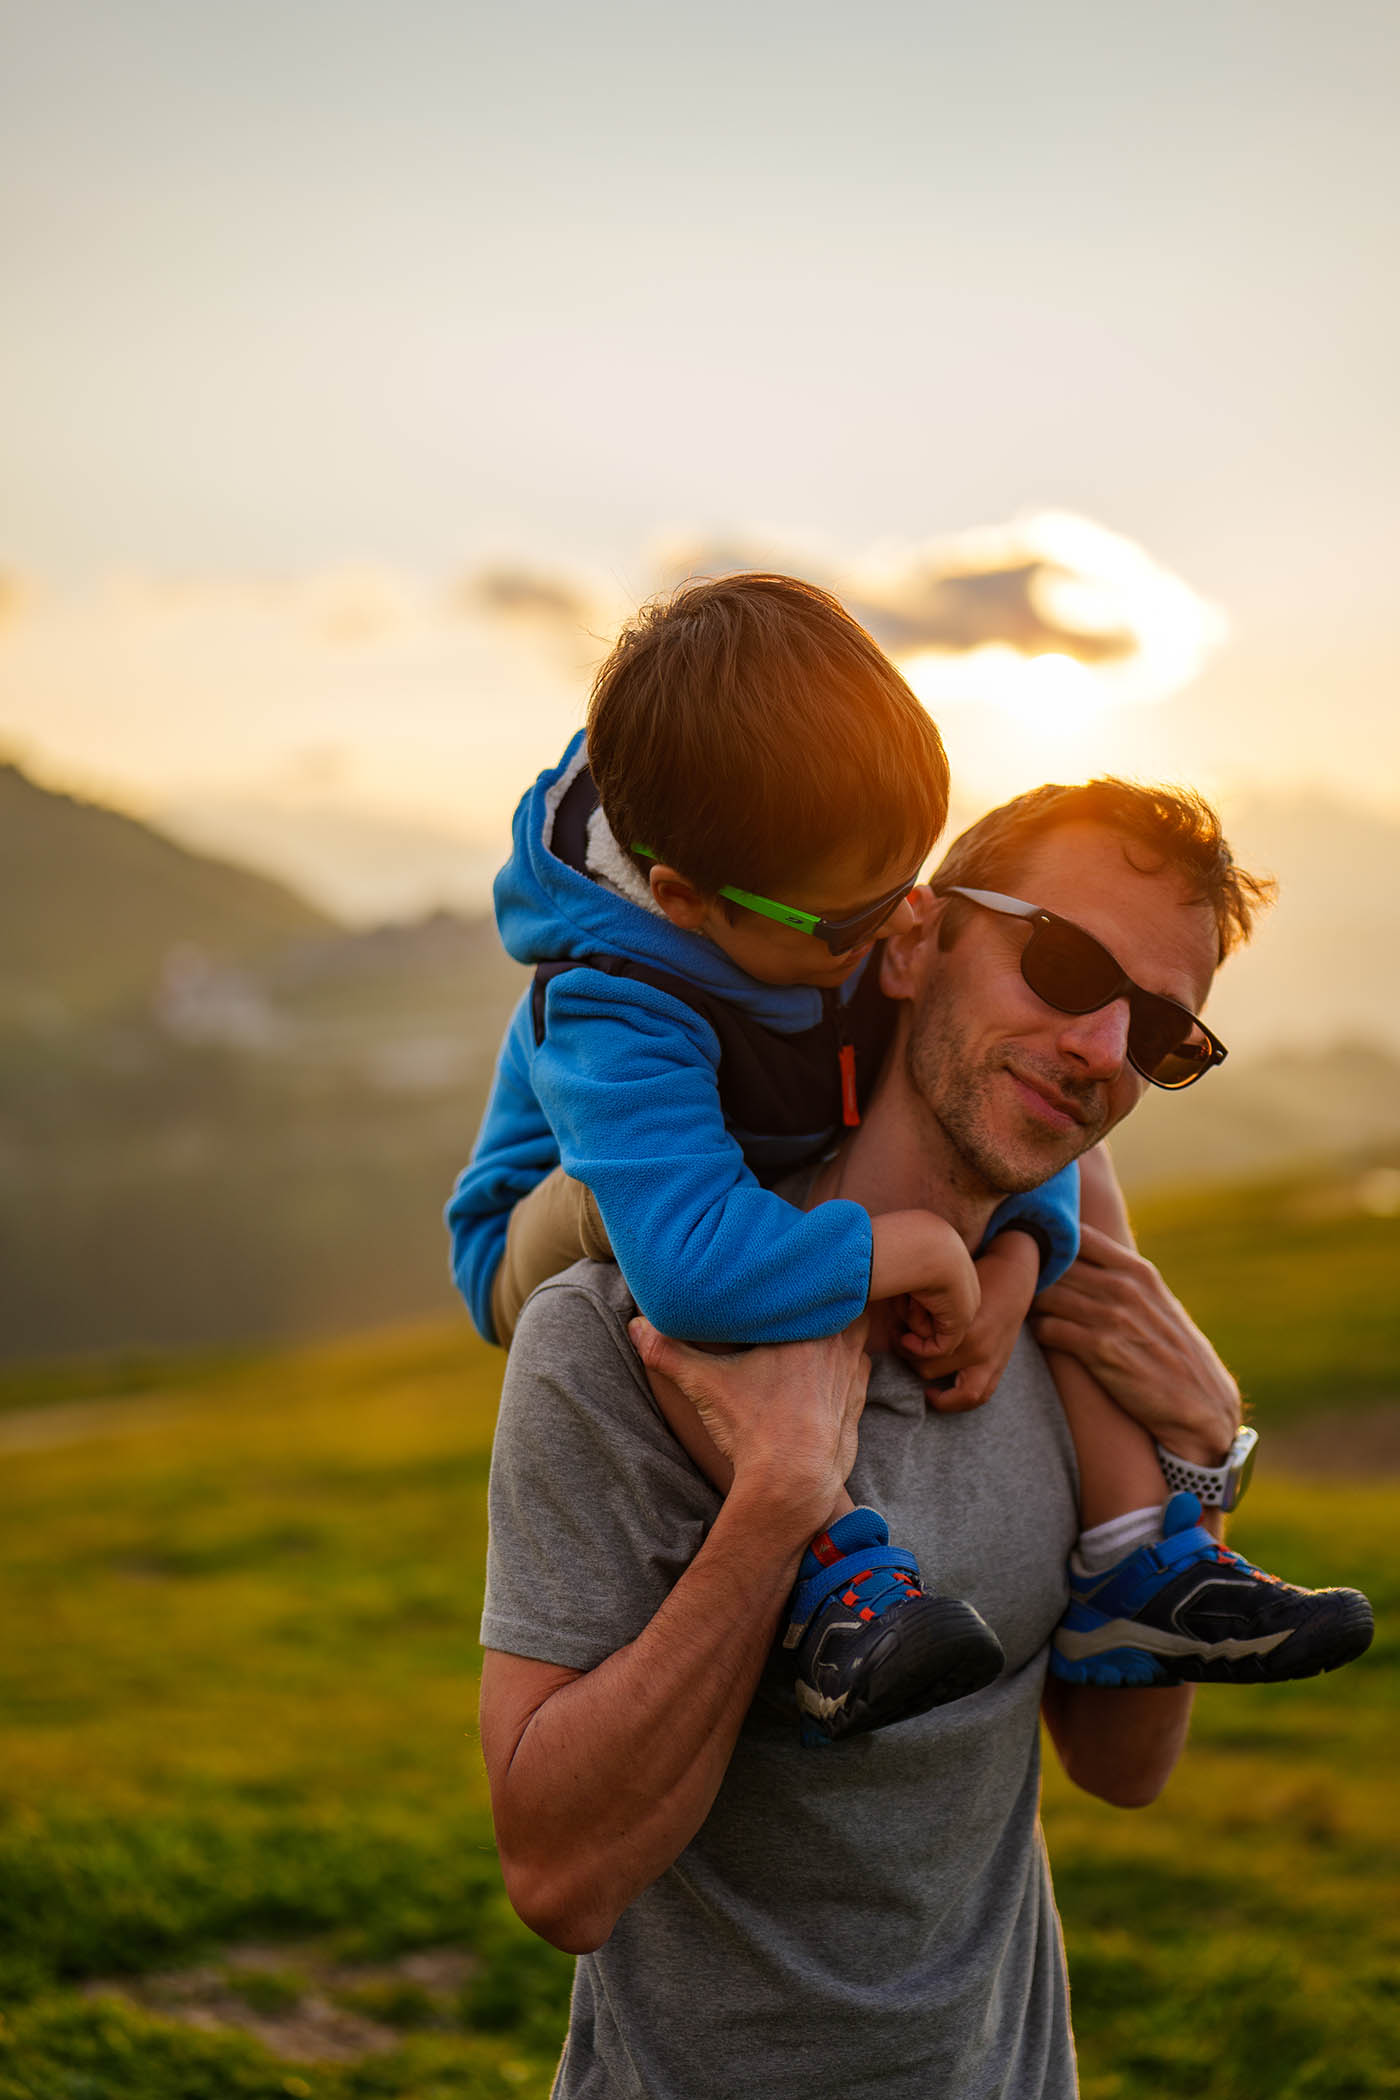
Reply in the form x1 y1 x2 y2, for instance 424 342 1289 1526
83 1943 476 2066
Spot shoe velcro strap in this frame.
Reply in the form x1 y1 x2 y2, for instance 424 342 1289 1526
1151 1521 1217 1575
789 1544 921 1634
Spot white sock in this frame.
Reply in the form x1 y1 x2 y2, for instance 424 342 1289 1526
1072 1504 1166 1577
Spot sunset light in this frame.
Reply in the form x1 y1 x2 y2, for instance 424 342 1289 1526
5 9 1399 2094
903 642 1109 745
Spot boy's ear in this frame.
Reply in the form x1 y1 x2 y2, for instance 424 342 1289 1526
648 864 711 933
880 884 939 1001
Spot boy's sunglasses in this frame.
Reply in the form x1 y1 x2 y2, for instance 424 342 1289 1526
937 886 1228 1091
632 846 918 955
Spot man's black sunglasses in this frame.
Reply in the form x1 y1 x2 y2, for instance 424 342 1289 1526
936 886 1228 1091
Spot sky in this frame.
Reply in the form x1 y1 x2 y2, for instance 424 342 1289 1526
4 0 1399 922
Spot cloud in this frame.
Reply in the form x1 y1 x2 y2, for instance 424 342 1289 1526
464 568 599 629
659 513 1226 709
847 556 1134 663
102 560 621 660
79 566 431 647
454 563 623 673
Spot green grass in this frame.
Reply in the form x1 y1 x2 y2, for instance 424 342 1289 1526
1046 1482 1400 2097
1134 1170 1400 1422
1 1176 1397 2096
0 1323 571 2097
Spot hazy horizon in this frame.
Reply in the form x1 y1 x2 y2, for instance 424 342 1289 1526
6 2 1396 1024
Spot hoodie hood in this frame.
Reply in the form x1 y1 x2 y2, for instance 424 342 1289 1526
492 732 836 1032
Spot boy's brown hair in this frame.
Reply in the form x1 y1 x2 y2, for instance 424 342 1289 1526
586 574 949 897
932 778 1275 961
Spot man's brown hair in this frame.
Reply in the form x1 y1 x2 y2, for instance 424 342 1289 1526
931 778 1275 961
586 574 949 896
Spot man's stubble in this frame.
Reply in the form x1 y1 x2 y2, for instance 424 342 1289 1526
903 973 1107 1200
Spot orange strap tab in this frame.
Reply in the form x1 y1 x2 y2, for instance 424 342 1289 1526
839 1042 860 1126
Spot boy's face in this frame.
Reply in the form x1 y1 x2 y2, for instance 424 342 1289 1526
656 840 923 988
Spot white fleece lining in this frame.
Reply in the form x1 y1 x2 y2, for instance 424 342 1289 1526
540 736 592 847
585 805 665 914
541 738 666 917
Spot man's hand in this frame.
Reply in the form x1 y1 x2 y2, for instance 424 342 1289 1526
628 1316 870 1533
1029 1223 1242 1464
897 1229 1040 1413
484 1314 875 1956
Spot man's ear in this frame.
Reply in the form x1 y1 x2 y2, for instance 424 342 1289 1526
648 864 711 933
880 884 940 1001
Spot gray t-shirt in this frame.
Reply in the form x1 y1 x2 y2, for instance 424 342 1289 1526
482 1264 1082 2100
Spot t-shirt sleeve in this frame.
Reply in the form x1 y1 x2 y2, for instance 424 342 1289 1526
480 1271 722 1672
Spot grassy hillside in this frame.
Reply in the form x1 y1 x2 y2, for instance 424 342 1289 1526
0 1031 478 1360
2 761 335 1023
0 1314 1395 2098
9 749 1400 1366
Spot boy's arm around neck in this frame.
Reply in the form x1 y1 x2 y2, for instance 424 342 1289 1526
534 966 872 1341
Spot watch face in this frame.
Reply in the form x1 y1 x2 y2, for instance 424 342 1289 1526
1227 1426 1259 1510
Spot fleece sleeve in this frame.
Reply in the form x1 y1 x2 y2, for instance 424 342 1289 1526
532 967 874 1346
981 1159 1081 1286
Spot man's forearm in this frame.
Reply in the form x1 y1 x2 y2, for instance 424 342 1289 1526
482 1480 811 1954
1030 1224 1242 1465
1041 1676 1196 1807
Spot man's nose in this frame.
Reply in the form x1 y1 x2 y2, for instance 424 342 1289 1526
1053 997 1132 1078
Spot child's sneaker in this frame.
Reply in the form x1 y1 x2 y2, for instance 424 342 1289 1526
787 1507 1004 1743
1050 1492 1375 1688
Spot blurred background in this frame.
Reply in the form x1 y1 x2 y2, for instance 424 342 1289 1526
2 5 1397 2097
5 1 1400 1361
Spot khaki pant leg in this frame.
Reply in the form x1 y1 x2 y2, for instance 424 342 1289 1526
490 1168 615 1348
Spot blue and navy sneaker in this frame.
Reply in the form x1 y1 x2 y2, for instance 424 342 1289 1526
787 1507 1004 1743
1051 1492 1375 1688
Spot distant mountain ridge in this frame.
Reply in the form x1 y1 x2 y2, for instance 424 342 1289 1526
5 763 1400 1361
3 761 337 1026
156 776 1400 1057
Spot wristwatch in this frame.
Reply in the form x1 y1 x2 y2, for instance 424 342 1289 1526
1155 1426 1259 1511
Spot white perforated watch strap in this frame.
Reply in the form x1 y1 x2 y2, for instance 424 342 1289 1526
1155 1445 1232 1507
1156 1426 1258 1511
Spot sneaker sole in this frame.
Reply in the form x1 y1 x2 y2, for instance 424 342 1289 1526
801 1596 1005 1741
1053 1589 1374 1688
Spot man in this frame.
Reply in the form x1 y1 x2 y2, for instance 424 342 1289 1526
477 783 1270 2098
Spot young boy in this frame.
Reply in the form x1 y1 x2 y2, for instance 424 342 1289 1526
451 574 1372 1740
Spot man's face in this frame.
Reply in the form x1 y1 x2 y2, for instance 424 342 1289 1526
902 821 1220 1197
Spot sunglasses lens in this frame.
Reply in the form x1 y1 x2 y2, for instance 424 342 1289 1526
1136 1019 1214 1088
820 888 914 954
1021 917 1123 1012
1020 915 1215 1089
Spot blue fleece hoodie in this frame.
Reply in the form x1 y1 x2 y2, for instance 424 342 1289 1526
448 733 1079 1344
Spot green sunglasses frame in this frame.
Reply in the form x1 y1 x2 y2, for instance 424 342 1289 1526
631 845 918 955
